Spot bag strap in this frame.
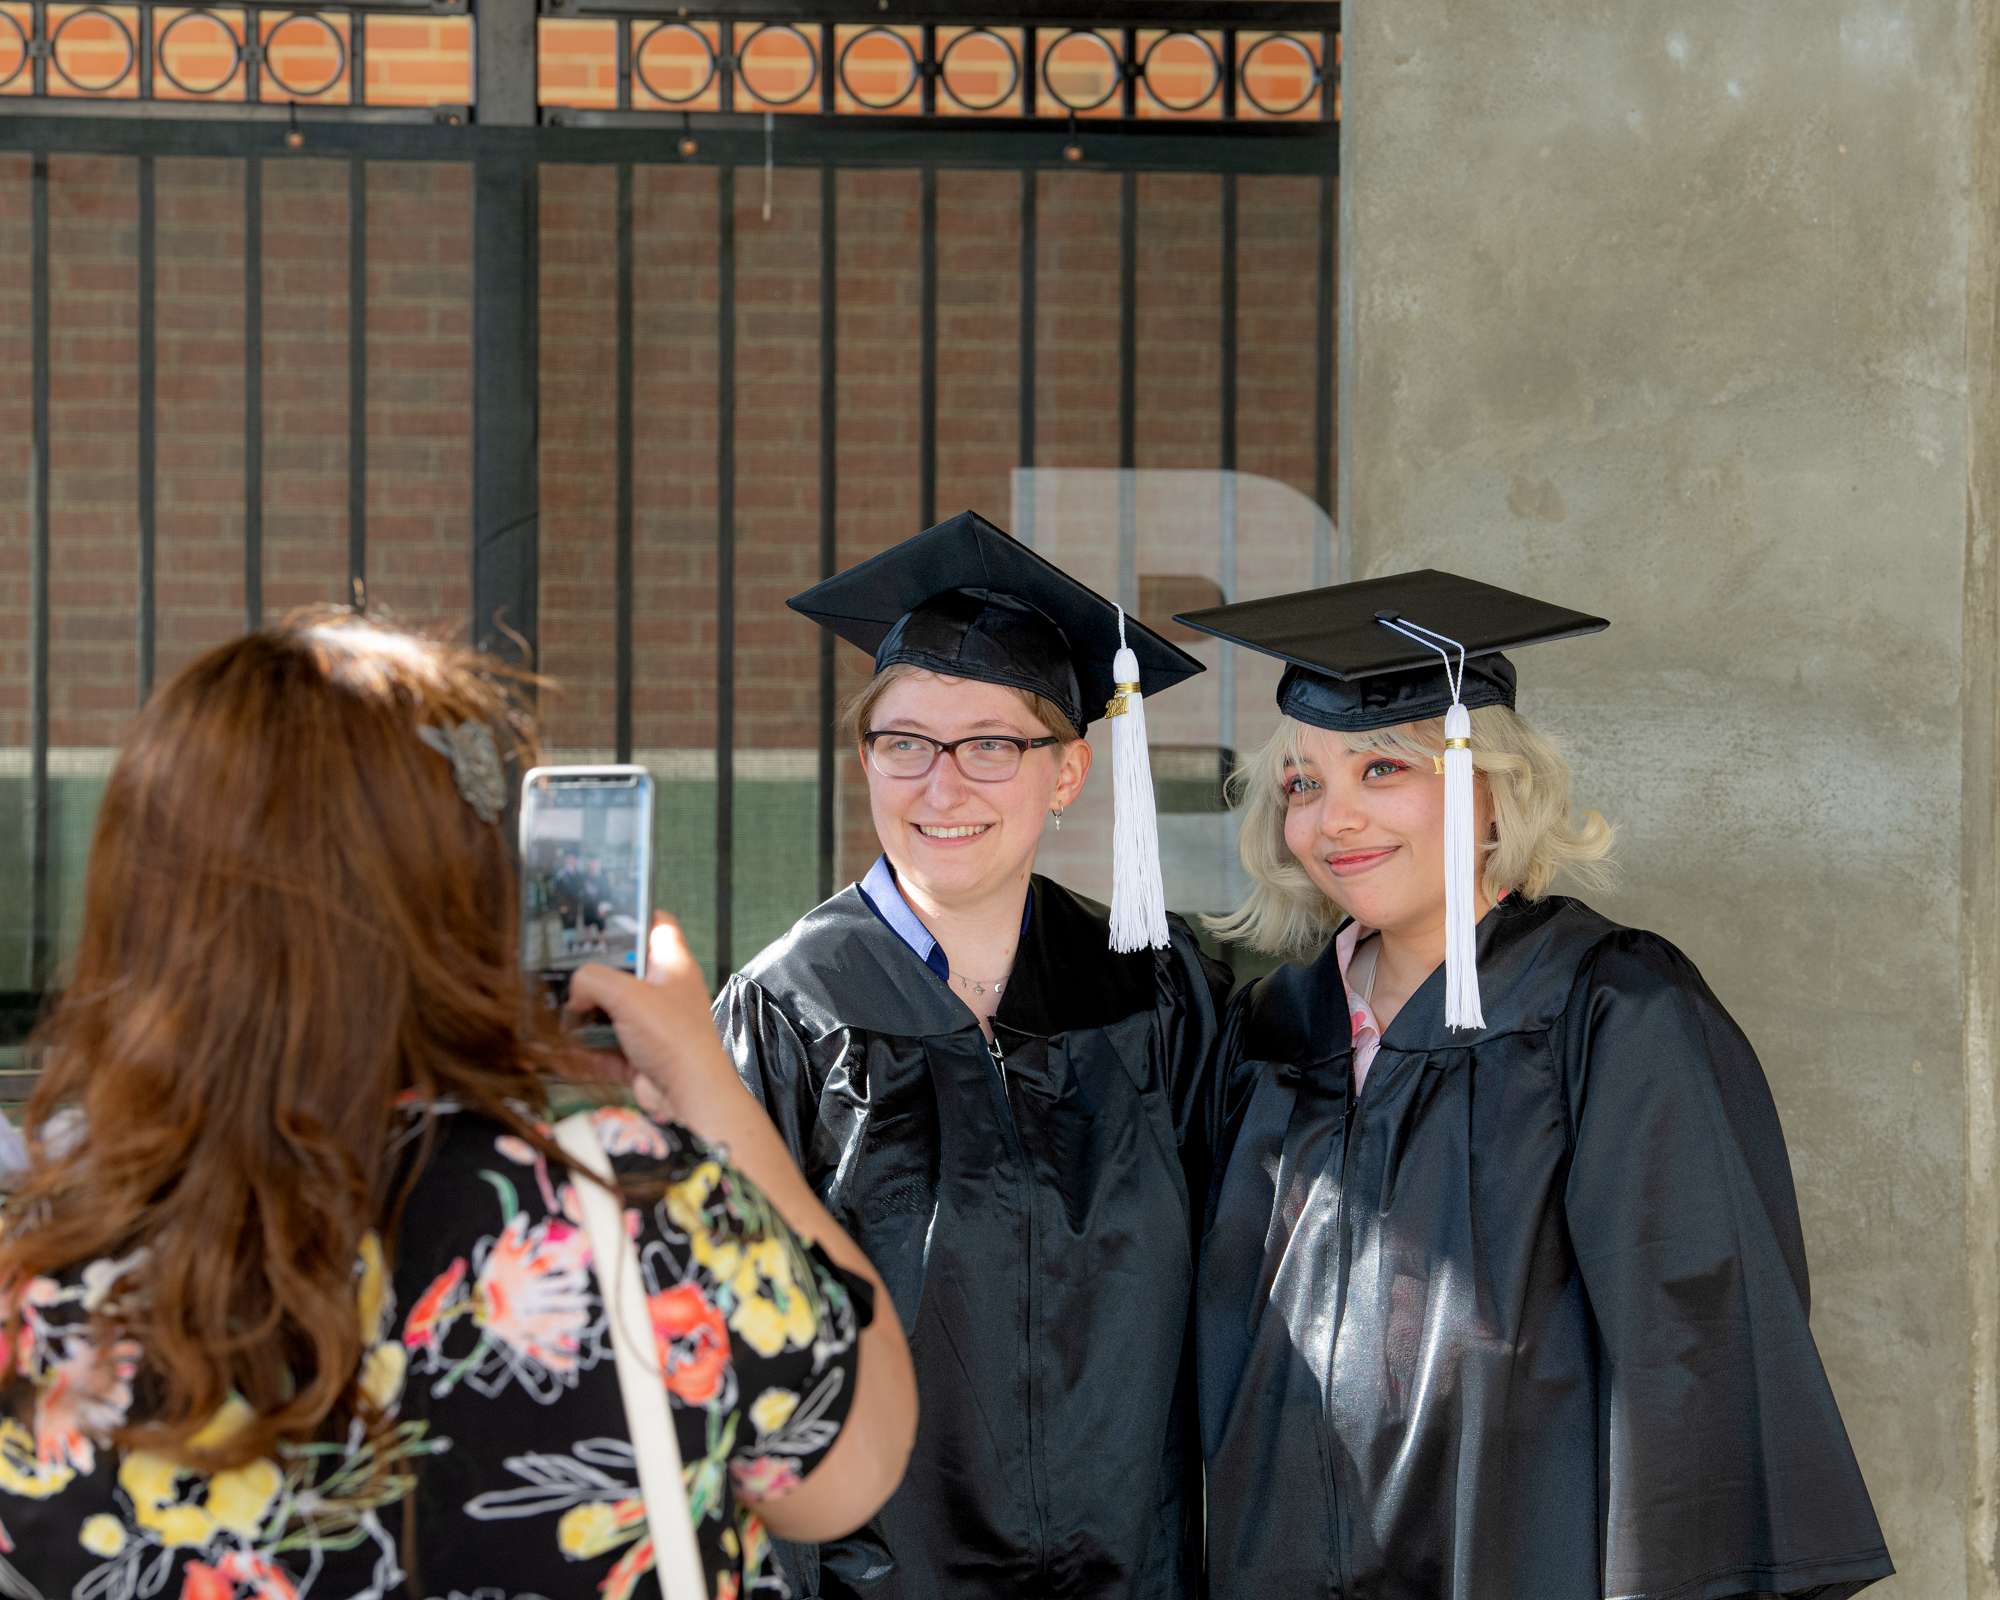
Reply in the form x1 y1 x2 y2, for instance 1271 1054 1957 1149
554 1110 712 1600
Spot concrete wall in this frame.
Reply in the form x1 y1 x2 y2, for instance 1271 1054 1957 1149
1341 1 1987 1592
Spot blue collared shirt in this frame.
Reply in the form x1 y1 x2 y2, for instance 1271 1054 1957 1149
855 854 1032 985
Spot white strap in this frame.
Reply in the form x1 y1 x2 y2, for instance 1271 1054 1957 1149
554 1111 711 1600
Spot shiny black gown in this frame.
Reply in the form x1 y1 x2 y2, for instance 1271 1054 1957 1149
1198 893 1892 1600
716 875 1231 1599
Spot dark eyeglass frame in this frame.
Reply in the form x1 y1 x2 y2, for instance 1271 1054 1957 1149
862 728 1063 782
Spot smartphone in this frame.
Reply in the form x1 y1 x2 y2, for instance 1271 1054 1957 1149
519 766 655 1030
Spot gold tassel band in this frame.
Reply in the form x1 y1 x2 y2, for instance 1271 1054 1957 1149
1432 738 1471 775
1103 681 1143 718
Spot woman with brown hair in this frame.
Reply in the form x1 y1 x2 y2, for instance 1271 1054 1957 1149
0 614 914 1600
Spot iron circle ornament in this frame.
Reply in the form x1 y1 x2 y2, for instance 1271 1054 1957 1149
49 5 138 95
938 26 1018 113
157 7 245 97
633 20 716 106
1138 29 1221 114
1238 31 1321 116
734 21 817 109
0 7 29 90
1039 27 1121 114
836 24 918 111
261 11 346 99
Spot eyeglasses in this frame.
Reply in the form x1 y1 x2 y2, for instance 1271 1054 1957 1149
863 729 1062 783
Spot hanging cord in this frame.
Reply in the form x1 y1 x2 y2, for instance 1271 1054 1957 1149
1373 612 1485 1029
763 111 775 222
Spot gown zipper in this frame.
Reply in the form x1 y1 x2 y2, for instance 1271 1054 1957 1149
987 1027 1050 1586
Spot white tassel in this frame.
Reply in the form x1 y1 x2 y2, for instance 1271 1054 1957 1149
1441 700 1485 1029
1108 606 1170 953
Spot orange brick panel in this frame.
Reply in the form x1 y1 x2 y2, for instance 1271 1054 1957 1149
1237 30 1326 123
934 26 1025 119
45 5 140 100
155 184 250 681
257 11 350 106
629 20 724 114
1036 28 1122 122
1135 29 1225 121
153 8 247 104
831 25 921 117
365 15 471 108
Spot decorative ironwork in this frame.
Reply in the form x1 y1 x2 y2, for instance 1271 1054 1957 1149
0 0 472 113
538 8 1336 126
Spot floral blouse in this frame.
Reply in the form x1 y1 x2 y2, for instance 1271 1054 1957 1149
0 1103 867 1600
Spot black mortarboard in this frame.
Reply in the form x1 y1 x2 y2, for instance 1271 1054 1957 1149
787 509 1202 733
790 509 1204 952
1176 569 1609 1030
1171 568 1608 733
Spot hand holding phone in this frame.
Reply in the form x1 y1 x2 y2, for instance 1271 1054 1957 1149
566 919 755 1131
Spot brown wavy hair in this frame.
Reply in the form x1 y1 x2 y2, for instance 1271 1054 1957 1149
0 613 582 1471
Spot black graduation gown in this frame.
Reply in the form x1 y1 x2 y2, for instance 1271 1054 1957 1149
716 875 1232 1600
1197 893 1892 1600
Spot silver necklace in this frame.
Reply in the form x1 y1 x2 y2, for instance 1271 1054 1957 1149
954 969 1008 998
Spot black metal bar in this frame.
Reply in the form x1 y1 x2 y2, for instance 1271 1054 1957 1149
138 154 157 700
714 163 736 979
29 156 50 992
350 11 367 106
1314 167 1333 518
1321 25 1337 121
920 24 937 116
617 17 632 111
471 145 540 660
245 152 263 628
817 21 834 113
477 0 539 124
1018 168 1035 471
718 18 735 113
1021 23 1036 117
561 1 1340 25
348 153 367 602
30 0 45 96
816 161 836 902
0 117 1337 179
137 0 153 102
1120 24 1137 119
615 161 634 762
1220 168 1235 472
1220 26 1237 120
1118 168 1135 471
919 162 936 528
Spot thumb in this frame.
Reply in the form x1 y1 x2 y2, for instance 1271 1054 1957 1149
645 915 695 986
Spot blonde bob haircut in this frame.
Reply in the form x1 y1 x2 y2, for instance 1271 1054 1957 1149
1205 704 1616 960
839 660 1084 748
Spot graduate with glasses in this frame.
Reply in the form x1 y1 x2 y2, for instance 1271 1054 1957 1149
715 511 1231 1600
1180 572 1891 1600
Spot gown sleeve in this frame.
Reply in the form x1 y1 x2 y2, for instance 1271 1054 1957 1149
1160 917 1235 1202
713 974 821 1169
1561 931 1892 1600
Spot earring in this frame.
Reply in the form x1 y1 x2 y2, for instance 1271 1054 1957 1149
1051 806 1064 832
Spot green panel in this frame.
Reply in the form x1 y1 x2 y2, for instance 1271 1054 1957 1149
728 778 820 977
0 772 108 989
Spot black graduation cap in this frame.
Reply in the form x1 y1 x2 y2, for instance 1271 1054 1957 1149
786 509 1203 733
1172 568 1608 733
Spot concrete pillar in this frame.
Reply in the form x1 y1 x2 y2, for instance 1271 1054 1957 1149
1342 1 1991 1591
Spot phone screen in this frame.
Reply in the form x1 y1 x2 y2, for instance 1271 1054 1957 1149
519 765 654 1008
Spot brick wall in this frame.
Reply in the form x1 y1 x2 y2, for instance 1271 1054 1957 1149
4 146 1333 970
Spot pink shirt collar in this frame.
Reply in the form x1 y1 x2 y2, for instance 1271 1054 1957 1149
1335 919 1385 1094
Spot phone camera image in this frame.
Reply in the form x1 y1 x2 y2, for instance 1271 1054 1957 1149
519 769 654 1030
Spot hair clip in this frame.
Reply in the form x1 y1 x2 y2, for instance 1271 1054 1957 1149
418 720 507 824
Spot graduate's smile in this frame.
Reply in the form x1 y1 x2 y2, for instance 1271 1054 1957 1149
913 821 995 845
1326 845 1398 876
